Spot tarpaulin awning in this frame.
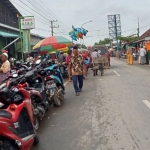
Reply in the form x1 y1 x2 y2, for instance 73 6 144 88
0 31 19 38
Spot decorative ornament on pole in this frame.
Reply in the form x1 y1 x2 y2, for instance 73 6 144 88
69 26 89 41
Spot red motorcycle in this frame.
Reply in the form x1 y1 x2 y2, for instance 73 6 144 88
0 76 39 150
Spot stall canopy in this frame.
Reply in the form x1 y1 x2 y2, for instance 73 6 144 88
0 31 19 38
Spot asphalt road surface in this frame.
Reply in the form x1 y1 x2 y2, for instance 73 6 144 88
32 58 150 150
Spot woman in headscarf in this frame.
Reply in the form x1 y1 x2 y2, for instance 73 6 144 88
0 53 10 83
127 47 133 65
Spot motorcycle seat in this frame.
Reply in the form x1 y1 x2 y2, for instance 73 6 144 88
0 110 12 119
34 88 42 93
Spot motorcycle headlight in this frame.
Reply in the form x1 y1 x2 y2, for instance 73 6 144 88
35 80 39 83
47 70 52 75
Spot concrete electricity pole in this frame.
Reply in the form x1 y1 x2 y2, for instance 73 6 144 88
137 17 140 38
50 20 59 36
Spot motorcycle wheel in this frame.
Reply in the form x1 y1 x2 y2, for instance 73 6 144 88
59 87 65 101
53 93 61 107
33 133 39 145
34 115 39 130
3 139 19 150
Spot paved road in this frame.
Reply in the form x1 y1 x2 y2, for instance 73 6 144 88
32 58 150 150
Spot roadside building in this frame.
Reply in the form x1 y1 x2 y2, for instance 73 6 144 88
0 0 45 58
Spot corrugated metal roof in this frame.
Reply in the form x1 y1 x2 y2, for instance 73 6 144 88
140 28 150 40
0 23 45 39
2 0 21 16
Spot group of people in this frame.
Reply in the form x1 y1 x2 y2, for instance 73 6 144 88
0 46 105 97
127 41 150 65
116 41 150 66
68 46 106 96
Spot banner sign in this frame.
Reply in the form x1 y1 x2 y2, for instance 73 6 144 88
21 16 35 30
23 30 31 53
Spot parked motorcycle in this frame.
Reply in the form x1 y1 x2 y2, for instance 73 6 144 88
21 69 49 130
45 62 65 107
133 52 138 61
0 76 39 150
58 62 68 78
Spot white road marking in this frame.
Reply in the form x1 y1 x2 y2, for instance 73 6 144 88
99 79 103 81
142 100 150 109
64 81 68 86
114 70 120 77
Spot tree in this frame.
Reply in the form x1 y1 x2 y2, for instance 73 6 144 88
94 38 111 45
117 35 138 43
81 44 87 49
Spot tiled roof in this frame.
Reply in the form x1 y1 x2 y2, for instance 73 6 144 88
140 29 150 40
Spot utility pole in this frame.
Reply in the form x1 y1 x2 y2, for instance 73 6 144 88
50 20 59 36
114 15 118 50
137 17 140 39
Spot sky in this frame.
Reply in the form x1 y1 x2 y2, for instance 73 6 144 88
11 0 150 46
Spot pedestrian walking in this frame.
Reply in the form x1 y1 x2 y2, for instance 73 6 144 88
91 48 100 76
138 49 141 64
58 51 65 64
127 47 133 65
69 46 85 96
139 46 146 65
117 46 121 59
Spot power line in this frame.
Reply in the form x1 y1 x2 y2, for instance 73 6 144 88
16 0 60 35
37 0 70 31
34 0 69 35
18 0 48 21
86 24 150 39
26 0 68 36
10 0 49 25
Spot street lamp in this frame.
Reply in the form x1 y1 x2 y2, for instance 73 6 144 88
81 20 92 28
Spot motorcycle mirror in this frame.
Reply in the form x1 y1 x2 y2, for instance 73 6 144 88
35 59 41 65
41 71 45 75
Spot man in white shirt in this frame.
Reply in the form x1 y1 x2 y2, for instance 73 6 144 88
91 49 100 58
140 46 146 65
91 49 100 76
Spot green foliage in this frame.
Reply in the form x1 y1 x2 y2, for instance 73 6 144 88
117 36 138 43
81 44 87 49
94 38 111 45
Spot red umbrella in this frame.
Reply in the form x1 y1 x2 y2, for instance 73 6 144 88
41 36 71 46
33 36 72 52
40 36 67 50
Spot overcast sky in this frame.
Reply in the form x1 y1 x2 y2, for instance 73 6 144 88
11 0 150 46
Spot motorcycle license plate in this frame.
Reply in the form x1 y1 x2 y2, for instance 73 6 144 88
47 81 56 89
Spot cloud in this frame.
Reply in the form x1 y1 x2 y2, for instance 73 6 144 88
11 0 150 45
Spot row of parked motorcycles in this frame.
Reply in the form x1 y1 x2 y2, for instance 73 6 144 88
0 56 65 150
